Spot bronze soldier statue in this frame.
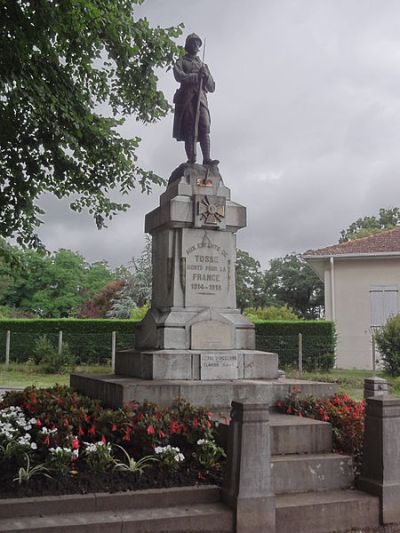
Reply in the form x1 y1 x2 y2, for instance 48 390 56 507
173 33 219 166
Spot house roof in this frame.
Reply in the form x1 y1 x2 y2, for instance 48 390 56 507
304 227 400 257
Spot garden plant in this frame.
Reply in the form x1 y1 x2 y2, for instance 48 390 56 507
276 388 365 475
0 386 225 499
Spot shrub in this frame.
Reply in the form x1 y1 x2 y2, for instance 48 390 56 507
276 390 365 475
244 305 299 321
374 314 400 376
33 335 76 374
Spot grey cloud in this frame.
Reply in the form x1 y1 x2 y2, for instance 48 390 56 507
35 0 400 269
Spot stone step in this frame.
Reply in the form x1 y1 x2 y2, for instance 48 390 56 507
276 489 380 533
272 453 354 494
270 413 332 455
0 486 221 520
70 373 336 409
0 502 233 532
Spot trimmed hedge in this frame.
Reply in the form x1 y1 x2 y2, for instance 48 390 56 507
0 320 138 364
255 320 336 371
0 319 336 370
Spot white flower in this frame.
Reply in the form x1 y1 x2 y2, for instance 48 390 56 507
30 442 37 450
197 439 206 446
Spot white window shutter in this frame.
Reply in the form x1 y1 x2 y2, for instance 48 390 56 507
370 285 399 326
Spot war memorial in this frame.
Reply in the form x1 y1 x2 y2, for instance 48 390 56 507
70 34 400 532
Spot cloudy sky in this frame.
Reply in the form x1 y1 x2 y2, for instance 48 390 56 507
38 0 400 270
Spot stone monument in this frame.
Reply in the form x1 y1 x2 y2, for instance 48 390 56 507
71 33 282 408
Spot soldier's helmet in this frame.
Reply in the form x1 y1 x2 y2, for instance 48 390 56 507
185 33 202 50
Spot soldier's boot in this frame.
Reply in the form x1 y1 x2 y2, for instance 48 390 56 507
185 139 196 163
200 134 219 166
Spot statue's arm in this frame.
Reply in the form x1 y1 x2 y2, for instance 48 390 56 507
173 60 198 85
201 63 215 93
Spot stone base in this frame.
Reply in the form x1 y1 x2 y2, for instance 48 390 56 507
70 373 337 409
136 308 256 351
115 349 279 380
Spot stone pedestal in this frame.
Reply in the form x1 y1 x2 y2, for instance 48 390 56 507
71 163 284 408
222 401 275 532
115 163 279 384
358 396 400 524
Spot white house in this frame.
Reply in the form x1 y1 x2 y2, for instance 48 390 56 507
303 228 400 369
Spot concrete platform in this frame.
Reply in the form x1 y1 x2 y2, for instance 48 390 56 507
70 373 336 408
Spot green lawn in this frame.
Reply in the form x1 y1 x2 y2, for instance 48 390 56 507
0 363 112 389
285 368 400 401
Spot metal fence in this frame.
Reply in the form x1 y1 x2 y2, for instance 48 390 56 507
1 330 334 371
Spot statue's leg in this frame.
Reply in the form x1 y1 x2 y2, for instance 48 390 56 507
199 107 219 166
200 133 211 163
185 137 196 163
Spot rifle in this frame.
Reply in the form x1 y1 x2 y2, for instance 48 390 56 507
193 38 206 162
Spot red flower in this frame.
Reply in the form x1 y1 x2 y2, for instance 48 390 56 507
43 435 50 447
147 424 155 435
122 427 132 442
72 437 80 450
101 435 106 444
88 425 96 437
111 423 117 432
79 426 85 437
193 418 199 429
35 419 42 428
170 420 181 434
158 430 166 439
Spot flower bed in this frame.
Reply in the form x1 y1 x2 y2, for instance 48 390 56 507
0 386 225 499
276 390 365 475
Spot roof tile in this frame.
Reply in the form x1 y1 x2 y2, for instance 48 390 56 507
304 227 400 256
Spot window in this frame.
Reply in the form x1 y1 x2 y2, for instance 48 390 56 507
370 285 399 327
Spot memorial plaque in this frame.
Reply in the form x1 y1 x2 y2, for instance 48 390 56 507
200 352 238 380
191 320 234 350
183 228 235 308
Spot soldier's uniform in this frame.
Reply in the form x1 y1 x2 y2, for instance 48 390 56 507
172 34 217 165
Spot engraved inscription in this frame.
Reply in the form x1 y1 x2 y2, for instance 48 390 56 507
200 353 238 380
185 240 229 297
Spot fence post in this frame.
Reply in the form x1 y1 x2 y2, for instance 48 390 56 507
58 330 63 356
5 330 10 366
298 332 303 373
111 331 117 372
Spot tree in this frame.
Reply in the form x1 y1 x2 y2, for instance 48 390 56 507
339 208 400 243
263 254 324 319
107 237 152 315
78 280 127 318
0 247 116 317
0 1 183 248
235 249 265 311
